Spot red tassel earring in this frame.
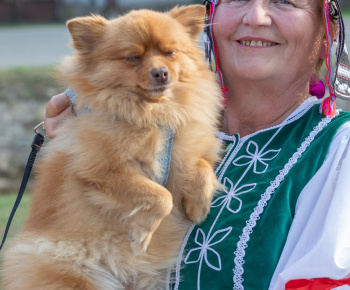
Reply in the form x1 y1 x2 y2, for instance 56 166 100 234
321 0 337 117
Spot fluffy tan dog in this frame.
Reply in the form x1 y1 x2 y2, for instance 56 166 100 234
2 5 221 289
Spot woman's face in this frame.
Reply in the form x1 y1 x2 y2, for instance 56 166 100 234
213 0 325 85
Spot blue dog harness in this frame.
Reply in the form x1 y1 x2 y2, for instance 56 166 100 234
65 88 174 187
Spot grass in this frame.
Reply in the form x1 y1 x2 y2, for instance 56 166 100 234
342 8 350 18
0 193 31 240
0 66 65 103
0 193 32 288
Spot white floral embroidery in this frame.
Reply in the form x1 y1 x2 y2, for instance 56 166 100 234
184 227 232 289
185 227 232 270
217 98 319 182
233 141 281 174
232 116 332 290
211 178 256 214
218 126 284 182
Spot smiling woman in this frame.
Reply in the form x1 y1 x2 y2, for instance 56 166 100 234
168 0 350 289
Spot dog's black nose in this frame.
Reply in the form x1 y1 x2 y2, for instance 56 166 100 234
151 67 169 84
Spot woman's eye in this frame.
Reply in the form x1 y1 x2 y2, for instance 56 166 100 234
278 0 291 4
225 0 248 2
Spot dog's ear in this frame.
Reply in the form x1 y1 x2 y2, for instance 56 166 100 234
169 5 206 39
67 15 107 53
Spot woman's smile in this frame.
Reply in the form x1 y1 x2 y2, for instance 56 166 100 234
238 40 277 47
237 37 279 47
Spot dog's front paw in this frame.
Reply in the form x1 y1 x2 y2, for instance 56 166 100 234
128 198 173 256
184 159 218 224
128 216 163 256
184 195 212 224
129 227 155 256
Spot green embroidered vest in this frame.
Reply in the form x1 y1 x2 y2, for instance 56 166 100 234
170 104 350 290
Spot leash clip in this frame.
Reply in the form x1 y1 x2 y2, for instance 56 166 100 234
32 122 46 151
33 121 46 136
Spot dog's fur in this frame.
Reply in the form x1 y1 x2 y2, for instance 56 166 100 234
2 5 221 290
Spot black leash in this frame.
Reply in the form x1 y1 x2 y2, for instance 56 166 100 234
0 122 45 251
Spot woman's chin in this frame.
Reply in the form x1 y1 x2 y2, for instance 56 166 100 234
233 70 277 83
228 60 279 82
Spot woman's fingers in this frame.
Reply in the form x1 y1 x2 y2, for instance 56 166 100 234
44 93 73 139
46 93 71 118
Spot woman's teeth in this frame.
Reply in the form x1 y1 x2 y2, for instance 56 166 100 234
240 40 276 47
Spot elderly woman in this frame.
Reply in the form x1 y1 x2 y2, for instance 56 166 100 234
45 0 350 289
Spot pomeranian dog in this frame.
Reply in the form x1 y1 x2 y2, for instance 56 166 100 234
2 5 221 290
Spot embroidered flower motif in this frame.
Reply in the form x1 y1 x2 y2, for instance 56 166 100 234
211 177 256 213
184 227 232 271
232 141 281 174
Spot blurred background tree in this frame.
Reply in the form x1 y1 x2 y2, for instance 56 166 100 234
0 0 202 23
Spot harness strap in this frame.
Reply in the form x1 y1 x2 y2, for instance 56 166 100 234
153 126 174 187
0 128 44 251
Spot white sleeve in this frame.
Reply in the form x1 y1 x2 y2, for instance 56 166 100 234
269 121 350 290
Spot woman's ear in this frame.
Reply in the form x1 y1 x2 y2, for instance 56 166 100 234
319 38 327 60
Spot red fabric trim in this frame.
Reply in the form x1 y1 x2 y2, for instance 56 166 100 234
286 278 350 290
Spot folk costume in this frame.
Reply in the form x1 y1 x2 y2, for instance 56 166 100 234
168 0 350 289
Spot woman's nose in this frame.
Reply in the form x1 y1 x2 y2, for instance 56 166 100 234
242 1 272 27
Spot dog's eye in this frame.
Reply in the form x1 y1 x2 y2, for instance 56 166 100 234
165 51 176 57
126 56 141 61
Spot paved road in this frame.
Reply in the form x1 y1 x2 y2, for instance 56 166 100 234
1 19 350 68
0 24 73 68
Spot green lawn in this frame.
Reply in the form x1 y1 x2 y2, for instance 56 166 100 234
0 193 31 288
343 9 350 18
0 66 64 103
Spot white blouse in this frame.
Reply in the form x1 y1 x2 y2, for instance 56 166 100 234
269 106 350 289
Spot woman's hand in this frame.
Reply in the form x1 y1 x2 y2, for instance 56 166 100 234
44 93 73 139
